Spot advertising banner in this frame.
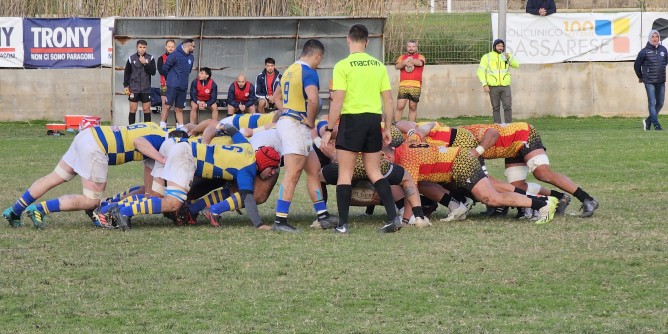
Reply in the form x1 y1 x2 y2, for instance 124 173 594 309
641 12 668 46
492 13 642 64
23 18 101 68
0 17 24 67
101 17 115 67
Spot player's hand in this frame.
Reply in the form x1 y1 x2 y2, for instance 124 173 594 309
469 149 480 158
382 128 392 147
124 87 130 95
267 96 274 103
483 85 490 93
321 131 332 150
239 105 246 112
199 101 206 109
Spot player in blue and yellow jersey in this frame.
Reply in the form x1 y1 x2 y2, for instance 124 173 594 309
271 39 337 233
112 125 281 230
3 123 165 228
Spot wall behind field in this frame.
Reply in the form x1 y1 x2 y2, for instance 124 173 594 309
0 62 645 123
0 68 111 122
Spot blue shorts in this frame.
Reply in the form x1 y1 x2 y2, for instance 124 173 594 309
165 87 187 108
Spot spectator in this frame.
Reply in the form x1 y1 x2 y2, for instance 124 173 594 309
320 24 402 234
526 0 556 16
476 39 519 124
157 39 176 129
163 39 196 129
227 75 257 116
394 40 426 122
123 40 156 125
634 29 668 131
255 57 282 113
189 67 219 124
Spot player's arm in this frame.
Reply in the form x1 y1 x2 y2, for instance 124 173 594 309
381 89 394 146
413 55 426 67
273 85 283 111
157 56 165 77
134 136 166 165
123 58 132 90
304 84 319 128
471 128 499 157
395 56 406 70
237 170 265 228
207 82 218 107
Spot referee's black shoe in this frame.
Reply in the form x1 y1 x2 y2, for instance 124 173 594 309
378 216 402 233
271 221 299 233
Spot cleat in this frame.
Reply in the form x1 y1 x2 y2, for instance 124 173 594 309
84 208 97 224
93 207 113 229
378 216 403 233
556 194 571 215
3 207 23 227
163 211 178 224
656 126 663 131
333 223 349 234
316 215 339 229
25 205 47 229
271 221 299 233
515 207 535 220
580 198 599 218
463 197 475 211
413 216 432 228
535 197 558 225
481 205 508 217
109 206 130 231
201 208 220 227
441 201 468 222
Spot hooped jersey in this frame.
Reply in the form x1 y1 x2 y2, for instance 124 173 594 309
280 60 319 113
91 122 166 165
397 53 426 87
219 112 276 130
190 132 257 191
460 122 531 159
394 142 460 183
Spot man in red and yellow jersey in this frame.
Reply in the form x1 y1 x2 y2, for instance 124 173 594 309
394 40 426 122
383 141 558 225
461 122 599 217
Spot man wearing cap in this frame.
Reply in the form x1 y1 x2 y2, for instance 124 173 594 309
477 39 519 124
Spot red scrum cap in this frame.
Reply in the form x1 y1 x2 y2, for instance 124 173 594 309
255 146 281 172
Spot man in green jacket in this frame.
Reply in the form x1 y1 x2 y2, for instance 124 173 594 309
477 39 520 123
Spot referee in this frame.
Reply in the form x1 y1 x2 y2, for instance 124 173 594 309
321 24 401 234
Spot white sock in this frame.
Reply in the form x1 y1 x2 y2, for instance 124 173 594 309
159 121 167 129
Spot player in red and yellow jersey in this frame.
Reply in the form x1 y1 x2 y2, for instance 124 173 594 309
461 122 599 217
394 40 426 122
383 141 558 224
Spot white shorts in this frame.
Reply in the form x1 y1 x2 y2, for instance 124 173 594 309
151 138 178 179
276 117 312 156
61 129 108 183
218 116 234 127
161 142 196 190
249 128 282 154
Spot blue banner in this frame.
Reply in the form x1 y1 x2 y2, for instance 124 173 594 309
23 18 101 68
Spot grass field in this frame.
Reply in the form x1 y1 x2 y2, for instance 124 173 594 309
1 116 667 333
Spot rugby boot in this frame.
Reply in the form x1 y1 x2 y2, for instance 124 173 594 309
3 207 22 228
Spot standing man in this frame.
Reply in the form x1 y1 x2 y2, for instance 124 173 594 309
321 24 401 234
157 39 176 129
635 29 668 131
477 39 519 124
189 67 219 124
394 40 425 122
227 75 257 116
271 39 328 233
255 57 282 113
123 40 156 125
163 39 196 130
526 0 556 16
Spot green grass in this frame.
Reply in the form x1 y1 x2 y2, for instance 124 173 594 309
1 117 667 333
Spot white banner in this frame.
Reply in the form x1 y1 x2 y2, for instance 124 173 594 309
492 13 642 64
100 17 115 67
641 12 668 47
0 17 24 67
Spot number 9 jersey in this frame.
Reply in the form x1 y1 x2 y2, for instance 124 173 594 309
279 60 320 113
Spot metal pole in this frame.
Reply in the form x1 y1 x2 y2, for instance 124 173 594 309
447 0 452 13
431 0 435 13
176 0 180 17
498 0 507 41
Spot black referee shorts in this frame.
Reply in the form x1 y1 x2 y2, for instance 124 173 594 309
335 113 383 153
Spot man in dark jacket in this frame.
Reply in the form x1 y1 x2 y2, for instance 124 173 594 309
157 39 176 129
123 40 156 125
189 67 219 124
526 0 556 16
163 39 196 129
255 57 282 113
635 29 668 131
227 75 257 116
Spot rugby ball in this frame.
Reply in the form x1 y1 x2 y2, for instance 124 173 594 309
405 65 414 73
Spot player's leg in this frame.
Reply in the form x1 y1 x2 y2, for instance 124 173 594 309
141 97 152 123
258 98 267 113
189 101 200 125
407 99 418 123
394 98 408 123
210 103 219 122
128 99 139 124
305 150 337 229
